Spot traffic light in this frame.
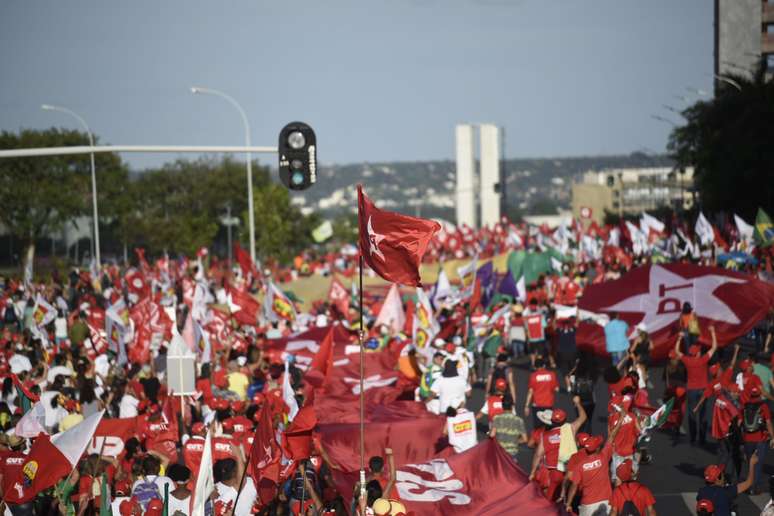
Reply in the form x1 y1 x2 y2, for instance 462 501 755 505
278 121 316 190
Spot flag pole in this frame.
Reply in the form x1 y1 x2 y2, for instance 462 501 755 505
358 254 366 507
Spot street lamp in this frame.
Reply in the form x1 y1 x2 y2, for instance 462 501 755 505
219 204 240 264
190 86 256 265
41 104 100 268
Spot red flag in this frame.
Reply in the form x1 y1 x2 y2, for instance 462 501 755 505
578 263 774 359
282 405 318 460
87 417 141 457
250 406 281 505
125 268 150 299
327 277 350 317
227 285 260 326
309 328 335 378
234 243 256 279
386 439 560 515
358 185 440 286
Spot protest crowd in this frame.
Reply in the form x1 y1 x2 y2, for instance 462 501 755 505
2 187 774 516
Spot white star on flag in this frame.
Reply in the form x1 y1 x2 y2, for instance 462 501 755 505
367 216 385 261
603 265 746 334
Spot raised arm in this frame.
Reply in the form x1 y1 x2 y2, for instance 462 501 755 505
737 452 759 494
384 448 396 495
570 396 587 435
674 334 684 359
707 325 717 359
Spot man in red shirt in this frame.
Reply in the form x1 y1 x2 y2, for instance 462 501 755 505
564 409 625 515
739 358 766 403
706 383 742 483
675 326 717 445
741 386 774 494
609 460 656 516
608 396 641 482
528 397 587 502
476 378 506 426
524 357 559 430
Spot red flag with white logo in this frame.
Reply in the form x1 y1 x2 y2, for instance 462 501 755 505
358 185 440 286
87 417 141 457
578 263 774 359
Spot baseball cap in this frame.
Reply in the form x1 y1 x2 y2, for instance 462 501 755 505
231 400 246 413
696 499 715 512
191 422 206 435
551 408 567 425
709 363 720 376
704 464 724 483
750 386 762 398
576 432 590 447
536 410 553 426
740 358 752 370
616 460 634 481
584 435 604 452
495 378 507 391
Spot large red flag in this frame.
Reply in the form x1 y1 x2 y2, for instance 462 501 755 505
358 185 440 286
578 263 774 359
250 406 282 504
227 285 261 326
87 417 141 457
389 439 561 515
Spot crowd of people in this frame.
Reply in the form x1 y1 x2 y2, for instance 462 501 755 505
0 209 773 516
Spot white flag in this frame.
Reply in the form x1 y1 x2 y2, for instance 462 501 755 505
192 432 214 516
735 214 754 242
695 212 715 246
283 361 299 422
432 267 453 308
375 283 405 334
13 402 47 438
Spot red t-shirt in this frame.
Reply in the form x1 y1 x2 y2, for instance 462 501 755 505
183 436 206 475
0 451 26 498
485 395 505 423
529 369 558 407
524 314 545 342
711 395 739 440
570 443 613 505
212 435 237 461
611 482 656 514
741 373 764 403
742 402 771 443
609 412 638 456
565 449 587 484
541 427 562 469
680 354 710 390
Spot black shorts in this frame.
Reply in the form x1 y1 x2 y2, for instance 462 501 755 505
528 340 546 355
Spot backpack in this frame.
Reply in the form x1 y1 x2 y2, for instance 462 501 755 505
617 483 642 516
133 477 162 509
743 403 765 433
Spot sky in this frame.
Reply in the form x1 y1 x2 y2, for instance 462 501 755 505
0 0 714 170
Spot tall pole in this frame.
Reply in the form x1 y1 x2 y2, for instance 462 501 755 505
358 255 366 508
190 87 257 264
41 104 100 268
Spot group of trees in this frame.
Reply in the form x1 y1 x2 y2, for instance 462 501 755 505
0 128 320 270
668 64 774 220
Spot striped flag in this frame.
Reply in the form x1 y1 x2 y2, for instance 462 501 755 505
641 397 675 434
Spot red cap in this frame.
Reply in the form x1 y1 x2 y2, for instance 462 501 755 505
576 432 590 447
213 369 229 389
689 345 701 356
709 363 720 376
697 499 715 512
145 498 164 516
750 386 762 398
222 419 235 432
192 422 206 435
551 408 567 424
704 464 724 483
445 343 456 353
740 359 752 370
495 378 507 391
584 435 604 452
212 398 230 411
727 383 740 394
231 400 246 413
616 460 634 481
252 392 265 405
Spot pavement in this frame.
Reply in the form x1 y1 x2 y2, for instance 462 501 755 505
465 354 774 515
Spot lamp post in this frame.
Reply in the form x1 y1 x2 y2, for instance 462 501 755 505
190 87 256 265
41 104 100 268
220 204 240 264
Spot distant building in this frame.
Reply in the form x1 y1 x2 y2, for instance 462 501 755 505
571 167 694 224
454 123 503 229
714 0 773 82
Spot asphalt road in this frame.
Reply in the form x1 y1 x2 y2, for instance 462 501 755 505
466 355 773 516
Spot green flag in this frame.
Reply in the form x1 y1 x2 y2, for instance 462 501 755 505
641 398 675 435
99 473 112 516
755 208 774 247
12 374 36 415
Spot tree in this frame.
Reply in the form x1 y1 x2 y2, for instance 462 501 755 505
668 66 774 219
0 128 123 274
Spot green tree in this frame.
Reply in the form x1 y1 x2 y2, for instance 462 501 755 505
0 128 123 273
668 66 774 219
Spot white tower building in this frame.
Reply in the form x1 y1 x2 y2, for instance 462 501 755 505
455 124 476 228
